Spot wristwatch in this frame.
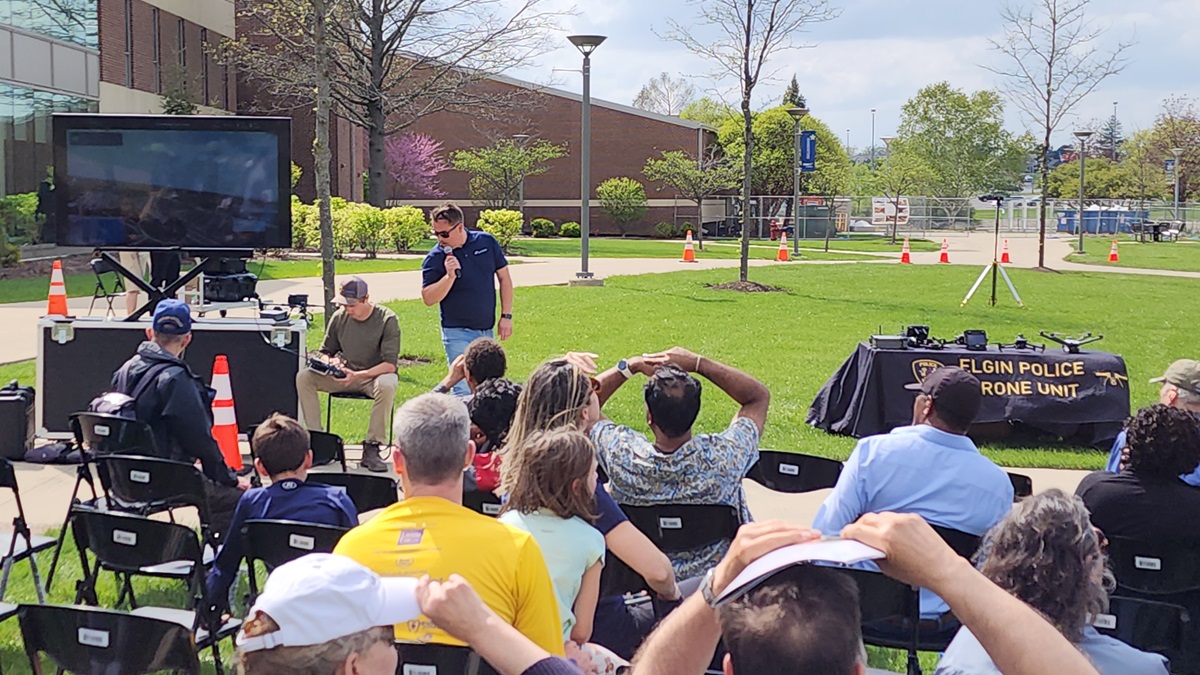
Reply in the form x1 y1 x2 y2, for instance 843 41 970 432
700 569 720 607
500 313 513 320
617 358 633 379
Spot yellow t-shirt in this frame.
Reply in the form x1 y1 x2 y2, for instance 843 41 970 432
333 496 564 655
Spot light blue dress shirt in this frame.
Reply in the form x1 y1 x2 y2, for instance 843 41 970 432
1103 425 1200 486
812 424 1013 618
936 625 1169 675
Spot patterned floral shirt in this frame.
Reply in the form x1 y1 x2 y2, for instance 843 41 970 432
589 417 760 579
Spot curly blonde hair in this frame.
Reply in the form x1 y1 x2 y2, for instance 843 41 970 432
976 489 1113 643
237 611 394 674
499 359 592 495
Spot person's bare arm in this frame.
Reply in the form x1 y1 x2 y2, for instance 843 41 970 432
422 254 460 306
604 522 679 600
417 575 581 675
843 513 1099 675
497 266 514 341
593 355 655 408
434 355 467 392
569 561 602 644
643 346 769 436
630 522 820 675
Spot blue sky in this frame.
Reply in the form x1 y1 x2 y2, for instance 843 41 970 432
508 0 1199 150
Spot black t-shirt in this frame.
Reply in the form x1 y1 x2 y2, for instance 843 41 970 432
1076 470 1200 541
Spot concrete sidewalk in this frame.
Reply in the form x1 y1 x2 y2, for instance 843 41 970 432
0 443 1092 535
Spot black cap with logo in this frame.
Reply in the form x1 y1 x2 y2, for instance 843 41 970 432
905 366 982 424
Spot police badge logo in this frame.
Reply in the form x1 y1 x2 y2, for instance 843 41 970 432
911 359 945 386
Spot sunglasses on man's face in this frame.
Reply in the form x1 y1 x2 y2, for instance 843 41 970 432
588 377 601 394
431 221 462 239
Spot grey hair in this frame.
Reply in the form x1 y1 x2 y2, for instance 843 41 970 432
975 489 1112 643
1176 386 1200 408
393 393 471 484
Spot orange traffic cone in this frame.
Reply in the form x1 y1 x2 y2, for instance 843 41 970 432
938 239 950 264
210 355 243 471
681 230 697 263
1000 240 1012 264
899 238 912 264
777 233 790 262
1108 240 1119 262
45 259 69 317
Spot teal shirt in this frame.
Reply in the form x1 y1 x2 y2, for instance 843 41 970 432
499 509 605 639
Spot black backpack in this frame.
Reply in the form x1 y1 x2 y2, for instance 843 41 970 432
89 362 181 419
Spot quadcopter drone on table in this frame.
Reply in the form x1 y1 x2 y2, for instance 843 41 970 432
1038 331 1104 355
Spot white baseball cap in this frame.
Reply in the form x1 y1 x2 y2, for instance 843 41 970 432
236 553 421 653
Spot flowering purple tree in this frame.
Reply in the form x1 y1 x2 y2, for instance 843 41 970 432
385 132 449 199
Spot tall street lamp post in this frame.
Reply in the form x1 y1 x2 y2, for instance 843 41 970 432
788 106 809 255
1172 147 1185 224
870 108 876 166
881 135 897 243
567 35 605 281
1074 130 1094 254
512 133 529 218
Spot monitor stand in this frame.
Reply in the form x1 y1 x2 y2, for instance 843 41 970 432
97 249 251 322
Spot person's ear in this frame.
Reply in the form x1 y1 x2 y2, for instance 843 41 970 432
182 333 193 349
1165 386 1179 406
722 652 734 675
144 327 153 341
852 662 867 675
464 439 476 469
253 458 267 478
302 450 313 471
393 447 407 476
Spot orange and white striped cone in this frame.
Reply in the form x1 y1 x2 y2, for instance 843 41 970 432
899 238 912 264
777 233 790 262
938 238 950 264
1108 240 1119 262
210 355 243 471
1000 240 1012 264
681 230 697 263
45 259 69 317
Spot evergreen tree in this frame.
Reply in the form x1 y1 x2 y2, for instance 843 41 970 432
783 75 807 107
1097 114 1124 161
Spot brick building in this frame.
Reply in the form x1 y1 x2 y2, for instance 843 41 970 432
0 0 239 197
386 74 721 236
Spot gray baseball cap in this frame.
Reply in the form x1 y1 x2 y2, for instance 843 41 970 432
1150 359 1200 395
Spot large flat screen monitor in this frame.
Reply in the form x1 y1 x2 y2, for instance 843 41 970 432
53 114 292 250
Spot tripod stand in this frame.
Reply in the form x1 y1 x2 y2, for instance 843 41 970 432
962 196 1024 308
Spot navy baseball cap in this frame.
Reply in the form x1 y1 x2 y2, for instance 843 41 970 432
334 277 368 305
904 366 982 423
152 299 193 335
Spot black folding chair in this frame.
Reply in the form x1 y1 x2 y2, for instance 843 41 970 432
395 642 499 675
1007 472 1033 501
19 603 202 675
0 458 52 619
71 509 240 673
1094 595 1188 668
87 256 127 319
930 525 982 561
745 451 843 493
307 471 399 513
327 391 394 444
97 454 220 550
1106 536 1200 673
311 430 349 471
242 519 350 605
619 503 742 555
48 412 157 591
463 489 503 517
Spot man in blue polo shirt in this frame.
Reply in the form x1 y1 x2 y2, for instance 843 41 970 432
421 201 514 396
812 366 1012 620
204 413 357 614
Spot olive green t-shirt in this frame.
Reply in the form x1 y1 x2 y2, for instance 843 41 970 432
320 305 400 371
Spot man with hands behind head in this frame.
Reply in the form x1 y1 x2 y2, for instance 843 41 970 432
296 276 400 473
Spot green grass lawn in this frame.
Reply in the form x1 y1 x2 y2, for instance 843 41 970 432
1063 235 1200 273
281 263 1187 470
3 262 1187 468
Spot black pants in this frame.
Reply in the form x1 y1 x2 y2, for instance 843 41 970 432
202 480 243 544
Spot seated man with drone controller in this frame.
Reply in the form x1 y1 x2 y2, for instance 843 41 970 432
296 277 400 472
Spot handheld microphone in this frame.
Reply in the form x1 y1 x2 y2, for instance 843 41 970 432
442 244 461 278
